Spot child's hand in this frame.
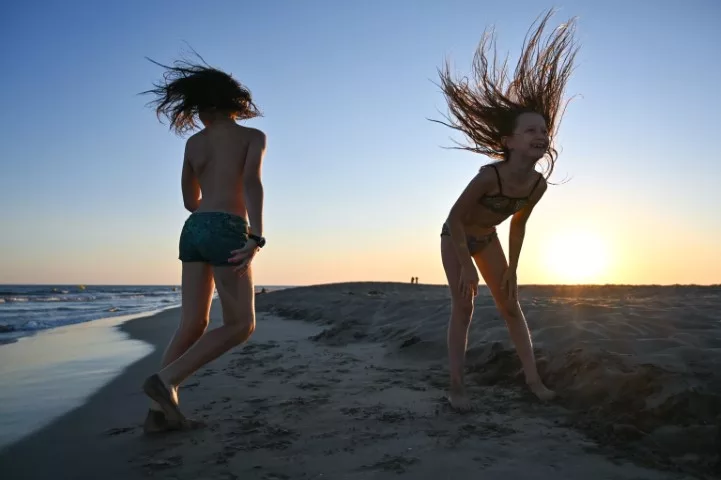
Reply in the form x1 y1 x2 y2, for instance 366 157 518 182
460 264 480 300
228 241 260 277
501 268 518 301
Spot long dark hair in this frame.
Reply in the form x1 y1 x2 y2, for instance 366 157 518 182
432 9 579 179
141 50 261 136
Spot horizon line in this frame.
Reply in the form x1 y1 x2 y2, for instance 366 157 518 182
1 281 719 288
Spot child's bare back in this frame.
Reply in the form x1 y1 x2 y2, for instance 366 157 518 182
176 118 266 267
183 122 266 217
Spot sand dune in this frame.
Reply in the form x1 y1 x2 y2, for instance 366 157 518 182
256 282 721 474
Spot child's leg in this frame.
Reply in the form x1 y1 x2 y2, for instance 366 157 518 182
155 263 215 405
474 237 555 401
441 236 475 412
156 264 255 389
143 262 214 432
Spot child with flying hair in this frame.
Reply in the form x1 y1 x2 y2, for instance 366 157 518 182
140 52 267 431
435 10 579 410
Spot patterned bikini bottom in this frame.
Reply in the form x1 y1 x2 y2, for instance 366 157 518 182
440 223 497 255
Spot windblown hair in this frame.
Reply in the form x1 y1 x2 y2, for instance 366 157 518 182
433 9 579 179
142 51 261 136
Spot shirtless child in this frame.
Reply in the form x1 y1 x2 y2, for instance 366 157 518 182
140 54 267 432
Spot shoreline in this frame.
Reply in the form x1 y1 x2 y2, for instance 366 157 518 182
0 305 183 479
0 307 182 451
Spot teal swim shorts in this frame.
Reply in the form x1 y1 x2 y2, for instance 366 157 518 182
178 212 249 266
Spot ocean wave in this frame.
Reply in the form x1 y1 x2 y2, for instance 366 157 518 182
2 297 30 303
1 295 95 303
0 293 182 303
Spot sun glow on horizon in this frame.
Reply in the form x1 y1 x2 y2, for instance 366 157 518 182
544 230 611 284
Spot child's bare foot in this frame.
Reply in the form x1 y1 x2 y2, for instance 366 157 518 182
142 374 188 428
447 386 473 412
527 379 556 401
149 384 179 412
143 409 173 434
143 409 206 435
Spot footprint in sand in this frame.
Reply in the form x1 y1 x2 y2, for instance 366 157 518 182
235 341 280 355
294 381 329 391
377 409 417 423
446 422 517 447
263 364 309 379
261 474 290 480
472 455 498 468
279 394 331 408
104 426 135 436
141 455 183 470
359 454 420 474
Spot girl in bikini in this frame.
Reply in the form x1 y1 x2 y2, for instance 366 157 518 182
436 10 579 410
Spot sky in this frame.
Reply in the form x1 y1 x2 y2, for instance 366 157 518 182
0 0 719 286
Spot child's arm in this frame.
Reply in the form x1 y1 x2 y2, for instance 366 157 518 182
243 129 267 238
508 178 547 271
446 170 493 268
181 139 201 212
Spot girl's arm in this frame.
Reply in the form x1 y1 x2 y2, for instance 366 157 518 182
508 178 547 271
446 171 493 268
242 129 267 238
181 139 201 212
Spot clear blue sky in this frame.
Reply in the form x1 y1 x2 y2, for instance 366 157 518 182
1 0 719 285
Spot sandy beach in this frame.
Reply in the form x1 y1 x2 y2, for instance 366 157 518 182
1 282 719 479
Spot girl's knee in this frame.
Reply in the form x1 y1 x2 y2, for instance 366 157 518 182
497 301 522 321
227 317 255 345
451 297 474 321
179 316 210 337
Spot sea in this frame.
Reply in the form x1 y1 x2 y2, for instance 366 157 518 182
0 284 287 345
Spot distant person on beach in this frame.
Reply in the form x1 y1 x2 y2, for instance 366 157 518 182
435 10 579 410
139 52 267 432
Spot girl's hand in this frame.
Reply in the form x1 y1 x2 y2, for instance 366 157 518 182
459 264 480 300
501 268 518 301
228 240 259 277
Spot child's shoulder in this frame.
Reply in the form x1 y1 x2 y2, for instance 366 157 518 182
478 161 502 173
474 162 501 181
186 130 206 144
241 126 266 140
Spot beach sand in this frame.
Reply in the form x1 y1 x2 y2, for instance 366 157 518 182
1 282 719 479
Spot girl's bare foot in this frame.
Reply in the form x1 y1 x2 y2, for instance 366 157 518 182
447 386 473 412
143 409 173 434
143 409 207 435
527 379 556 401
142 374 188 428
149 384 179 411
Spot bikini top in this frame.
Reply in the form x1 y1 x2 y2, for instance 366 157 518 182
478 164 543 216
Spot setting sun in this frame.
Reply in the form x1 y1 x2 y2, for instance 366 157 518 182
544 230 610 284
